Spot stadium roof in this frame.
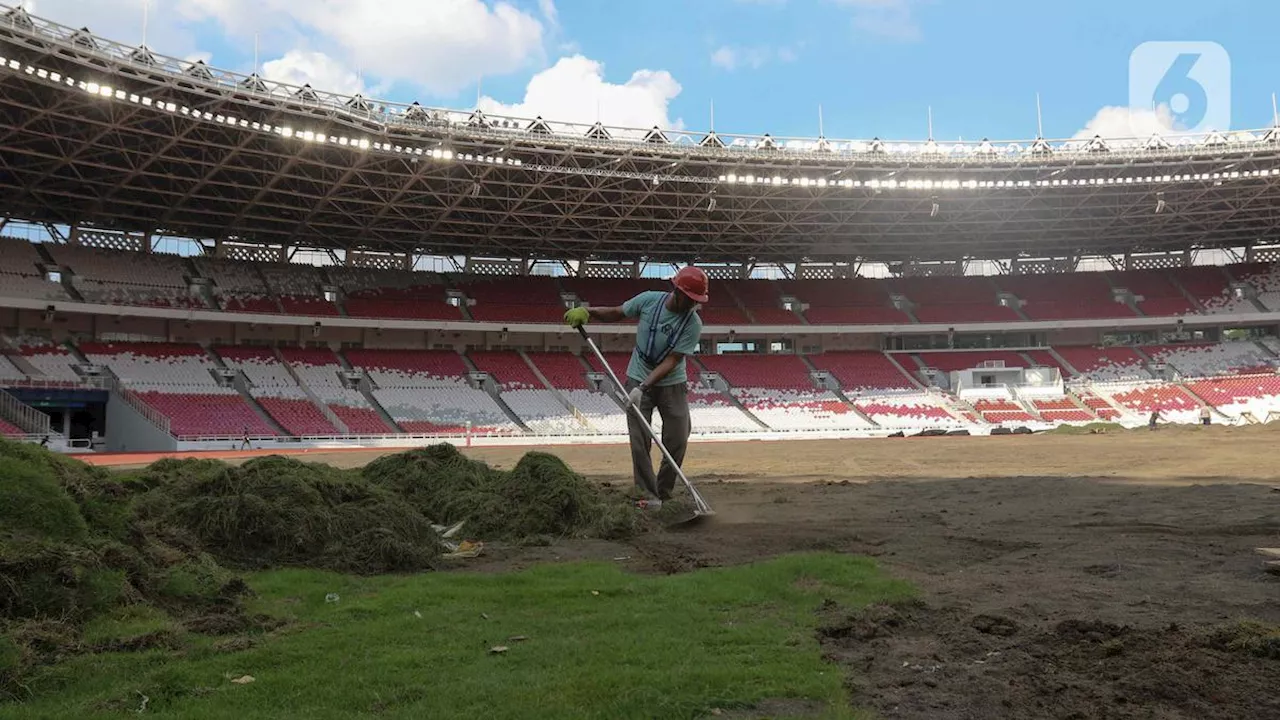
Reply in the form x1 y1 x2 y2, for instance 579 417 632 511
3 6 1280 264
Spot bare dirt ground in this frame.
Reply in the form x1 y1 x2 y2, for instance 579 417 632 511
120 425 1280 718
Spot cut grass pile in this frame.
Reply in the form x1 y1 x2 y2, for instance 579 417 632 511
0 440 655 703
1 553 916 720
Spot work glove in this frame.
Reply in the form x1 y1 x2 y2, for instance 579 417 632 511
627 386 645 407
564 306 589 328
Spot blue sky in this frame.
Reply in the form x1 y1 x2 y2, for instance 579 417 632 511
23 0 1280 141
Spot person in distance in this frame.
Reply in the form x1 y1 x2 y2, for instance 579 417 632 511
563 267 708 508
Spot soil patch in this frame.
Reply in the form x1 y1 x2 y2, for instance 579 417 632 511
820 602 1280 719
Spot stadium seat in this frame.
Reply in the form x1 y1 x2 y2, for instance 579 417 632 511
995 273 1136 320
1053 346 1151 382
806 351 917 394
915 351 1027 373
279 347 396 434
344 349 518 434
1144 341 1278 377
1032 397 1093 422
460 276 567 323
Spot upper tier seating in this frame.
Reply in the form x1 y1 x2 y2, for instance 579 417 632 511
995 274 1136 320
1169 266 1232 314
779 278 910 325
722 280 800 324
0 237 71 302
326 266 424 295
561 277 667 310
1053 346 1151 382
693 279 750 326
343 285 463 320
806 351 916 394
915 351 1027 373
888 276 1020 323
1226 263 1280 311
1106 270 1196 316
1144 341 1278 377
46 244 197 307
279 296 340 316
459 276 566 323
259 264 324 297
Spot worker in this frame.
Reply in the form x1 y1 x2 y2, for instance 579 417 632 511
1200 406 1211 426
564 266 708 508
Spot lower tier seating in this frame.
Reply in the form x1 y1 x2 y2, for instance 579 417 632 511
135 390 277 437
732 389 872 430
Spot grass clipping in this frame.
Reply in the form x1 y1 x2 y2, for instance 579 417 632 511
0 441 647 701
135 455 442 574
362 444 643 542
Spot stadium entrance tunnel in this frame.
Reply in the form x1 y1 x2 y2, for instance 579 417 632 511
4 386 106 443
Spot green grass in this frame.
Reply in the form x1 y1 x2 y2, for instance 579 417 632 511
1 552 912 720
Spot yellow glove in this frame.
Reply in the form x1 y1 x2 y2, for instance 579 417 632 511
564 307 590 328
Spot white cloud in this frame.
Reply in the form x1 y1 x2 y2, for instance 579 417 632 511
831 0 924 41
262 49 367 96
1075 105 1176 140
23 0 204 57
179 0 547 95
478 55 683 133
710 44 799 71
537 0 558 26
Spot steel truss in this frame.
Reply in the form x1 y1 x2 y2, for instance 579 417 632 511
2 10 1280 265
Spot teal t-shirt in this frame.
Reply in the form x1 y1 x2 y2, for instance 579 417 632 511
622 291 703 387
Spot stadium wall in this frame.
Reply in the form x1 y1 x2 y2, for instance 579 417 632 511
4 295 1280 341
105 389 177 453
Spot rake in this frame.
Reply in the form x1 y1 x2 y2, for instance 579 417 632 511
577 326 715 522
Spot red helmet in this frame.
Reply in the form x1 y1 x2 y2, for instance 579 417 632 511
672 266 709 304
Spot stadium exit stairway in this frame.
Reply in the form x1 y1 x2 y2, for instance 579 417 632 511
203 345 291 437
516 350 595 432
333 349 401 433
275 347 356 434
797 354 880 428
459 352 531 432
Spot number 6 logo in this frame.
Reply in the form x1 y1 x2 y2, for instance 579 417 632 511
1129 42 1230 136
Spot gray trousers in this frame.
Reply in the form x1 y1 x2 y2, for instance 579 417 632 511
624 379 691 501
